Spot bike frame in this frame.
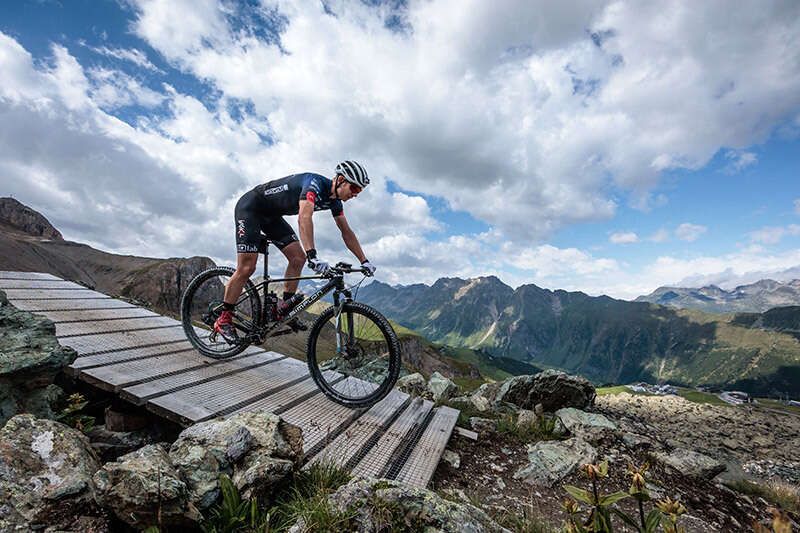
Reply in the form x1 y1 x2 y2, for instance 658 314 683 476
237 241 355 343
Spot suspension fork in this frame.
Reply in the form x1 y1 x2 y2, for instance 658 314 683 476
332 285 354 355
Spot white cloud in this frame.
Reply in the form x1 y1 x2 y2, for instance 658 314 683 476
127 0 800 243
648 228 670 243
609 231 638 244
675 223 707 242
81 42 163 72
748 224 800 245
724 149 757 173
794 198 800 215
3 1 800 301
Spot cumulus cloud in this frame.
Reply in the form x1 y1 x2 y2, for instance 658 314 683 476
748 224 800 244
127 0 800 243
3 0 800 299
609 231 638 244
675 223 707 242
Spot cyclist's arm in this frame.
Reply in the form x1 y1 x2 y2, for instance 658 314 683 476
334 214 367 263
298 199 316 252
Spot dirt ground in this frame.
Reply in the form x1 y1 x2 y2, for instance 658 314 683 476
431 428 778 532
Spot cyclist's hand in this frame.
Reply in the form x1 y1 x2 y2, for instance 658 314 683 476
308 257 331 276
361 260 376 277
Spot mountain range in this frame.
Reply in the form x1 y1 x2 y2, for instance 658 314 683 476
358 277 800 396
636 279 800 313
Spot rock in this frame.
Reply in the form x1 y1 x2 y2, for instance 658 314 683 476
169 411 303 509
290 477 510 532
87 424 157 463
0 197 63 240
653 448 726 480
555 407 617 442
0 414 101 530
495 370 596 412
94 444 201 528
428 371 458 402
469 382 501 412
0 297 76 425
396 372 430 399
516 409 538 428
469 417 497 433
443 449 461 469
513 438 597 486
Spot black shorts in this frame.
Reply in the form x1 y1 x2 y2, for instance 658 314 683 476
234 189 299 252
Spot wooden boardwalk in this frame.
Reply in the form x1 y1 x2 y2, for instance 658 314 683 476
0 271 458 488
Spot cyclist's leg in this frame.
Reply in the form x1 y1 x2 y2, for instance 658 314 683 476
223 252 258 304
226 190 262 304
262 218 302 295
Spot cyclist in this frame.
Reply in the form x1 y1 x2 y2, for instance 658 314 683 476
214 161 377 341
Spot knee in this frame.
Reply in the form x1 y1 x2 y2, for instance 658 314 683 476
287 254 305 270
236 262 257 278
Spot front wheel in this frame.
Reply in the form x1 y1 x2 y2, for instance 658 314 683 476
306 301 401 408
180 266 261 359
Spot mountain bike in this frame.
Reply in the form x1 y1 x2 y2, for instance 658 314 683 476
180 237 401 408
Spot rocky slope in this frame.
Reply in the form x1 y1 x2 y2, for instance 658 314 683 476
359 278 800 396
0 197 214 314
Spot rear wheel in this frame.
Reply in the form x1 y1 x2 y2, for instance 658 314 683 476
306 301 401 408
180 267 261 359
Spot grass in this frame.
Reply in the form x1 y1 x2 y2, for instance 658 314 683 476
675 388 728 406
756 398 800 414
495 412 560 442
725 478 800 516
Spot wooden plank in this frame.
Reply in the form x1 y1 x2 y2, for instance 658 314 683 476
307 389 409 468
352 398 434 479
229 373 328 416
144 356 307 423
0 271 60 280
68 341 196 372
395 406 460 488
453 426 478 441
123 350 296 403
80 347 268 392
56 316 180 337
7 298 137 312
37 308 158 323
59 327 189 355
0 279 87 289
2 288 111 299
279 378 367 455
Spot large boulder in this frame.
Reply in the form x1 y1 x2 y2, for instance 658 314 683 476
513 437 597 486
427 371 458 402
0 414 101 530
495 370 596 412
290 477 510 533
169 411 303 509
555 407 618 443
94 443 201 528
652 448 726 480
0 293 76 425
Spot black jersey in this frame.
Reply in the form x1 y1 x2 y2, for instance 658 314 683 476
254 173 343 217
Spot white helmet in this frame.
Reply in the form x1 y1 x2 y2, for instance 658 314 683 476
335 160 369 188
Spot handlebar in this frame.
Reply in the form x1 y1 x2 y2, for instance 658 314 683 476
330 262 368 275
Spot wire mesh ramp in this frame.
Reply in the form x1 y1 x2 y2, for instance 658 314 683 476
0 271 460 488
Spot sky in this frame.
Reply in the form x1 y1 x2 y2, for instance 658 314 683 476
1 0 799 300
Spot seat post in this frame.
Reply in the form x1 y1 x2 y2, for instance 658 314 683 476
264 241 269 281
